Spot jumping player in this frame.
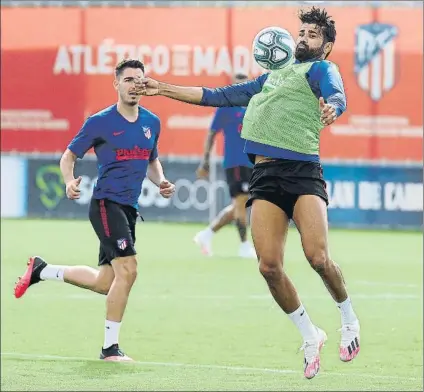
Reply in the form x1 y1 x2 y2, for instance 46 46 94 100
14 59 175 362
137 7 360 379
194 73 256 259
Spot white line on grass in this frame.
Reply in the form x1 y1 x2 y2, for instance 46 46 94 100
1 352 421 382
29 293 422 301
355 280 420 289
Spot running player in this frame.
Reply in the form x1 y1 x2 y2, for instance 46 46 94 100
194 73 256 258
137 7 360 379
14 59 175 362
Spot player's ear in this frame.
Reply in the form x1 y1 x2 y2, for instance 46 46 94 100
113 78 119 91
323 42 333 57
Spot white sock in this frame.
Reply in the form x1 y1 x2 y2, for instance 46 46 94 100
39 265 65 281
288 304 318 342
204 227 214 238
103 320 121 349
337 297 358 325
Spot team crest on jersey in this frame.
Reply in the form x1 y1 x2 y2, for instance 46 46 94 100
354 23 398 101
143 126 151 139
117 238 128 251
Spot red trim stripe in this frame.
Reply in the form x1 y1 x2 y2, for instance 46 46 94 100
99 200 110 237
234 167 241 181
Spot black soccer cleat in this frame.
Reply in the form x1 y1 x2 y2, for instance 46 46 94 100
100 344 133 362
14 256 47 298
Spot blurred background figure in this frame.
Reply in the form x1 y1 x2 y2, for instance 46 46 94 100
194 73 256 259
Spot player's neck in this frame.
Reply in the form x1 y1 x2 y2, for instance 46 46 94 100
117 101 139 121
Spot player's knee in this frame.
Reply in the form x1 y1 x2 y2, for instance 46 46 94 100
93 265 114 295
95 281 112 295
306 249 330 275
259 258 282 281
114 256 138 285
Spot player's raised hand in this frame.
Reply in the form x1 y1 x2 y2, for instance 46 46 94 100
319 97 337 126
66 176 82 200
196 162 209 179
159 180 175 199
135 77 159 96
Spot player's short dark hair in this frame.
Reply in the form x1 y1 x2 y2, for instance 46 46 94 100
299 6 336 44
115 59 145 77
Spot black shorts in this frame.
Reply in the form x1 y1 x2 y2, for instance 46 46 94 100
89 198 138 266
246 159 328 219
225 166 253 198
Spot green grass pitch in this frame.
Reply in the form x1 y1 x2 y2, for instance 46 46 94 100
1 219 422 391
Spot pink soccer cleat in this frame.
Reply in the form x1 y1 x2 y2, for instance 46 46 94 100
100 344 133 362
299 327 327 379
339 320 360 362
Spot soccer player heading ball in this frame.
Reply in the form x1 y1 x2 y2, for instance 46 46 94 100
138 7 360 379
15 59 176 362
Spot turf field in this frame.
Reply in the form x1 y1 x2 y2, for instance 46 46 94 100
1 219 422 391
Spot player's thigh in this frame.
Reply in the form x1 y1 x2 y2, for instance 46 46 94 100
292 194 330 263
250 199 290 266
110 205 139 280
89 198 137 266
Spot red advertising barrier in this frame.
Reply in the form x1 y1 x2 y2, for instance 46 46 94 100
1 6 422 161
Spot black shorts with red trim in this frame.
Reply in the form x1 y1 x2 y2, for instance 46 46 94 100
225 166 253 198
89 198 138 266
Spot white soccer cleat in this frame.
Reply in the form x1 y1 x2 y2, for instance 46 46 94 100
299 327 327 380
339 320 360 362
193 230 213 256
238 241 257 259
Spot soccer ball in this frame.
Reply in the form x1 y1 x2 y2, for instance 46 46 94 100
252 27 295 70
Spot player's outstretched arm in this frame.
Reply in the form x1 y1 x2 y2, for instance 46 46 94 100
137 77 203 104
138 74 269 107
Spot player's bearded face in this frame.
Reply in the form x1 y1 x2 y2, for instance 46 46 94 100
295 24 326 61
295 41 325 61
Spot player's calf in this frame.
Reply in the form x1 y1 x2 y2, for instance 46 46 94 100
304 250 360 362
63 264 114 295
305 248 348 302
102 256 138 355
14 257 114 298
233 194 248 241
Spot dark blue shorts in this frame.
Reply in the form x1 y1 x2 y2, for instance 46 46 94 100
225 166 253 198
